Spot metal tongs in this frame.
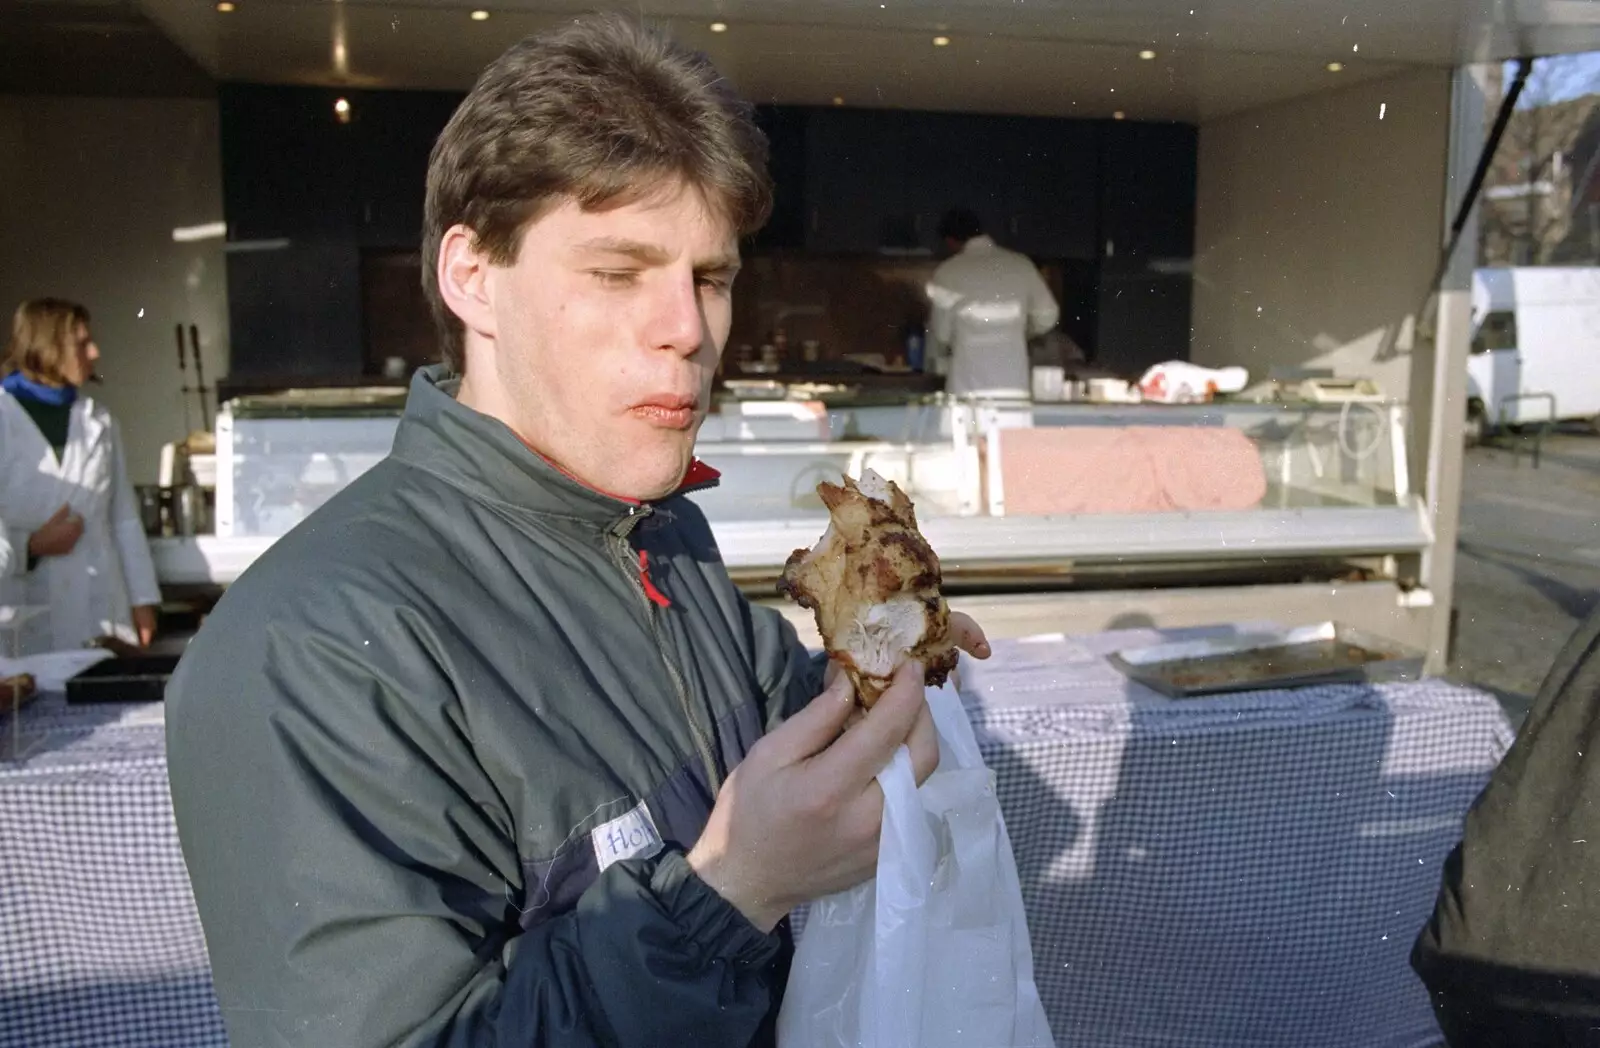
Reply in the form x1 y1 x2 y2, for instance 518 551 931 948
175 322 211 434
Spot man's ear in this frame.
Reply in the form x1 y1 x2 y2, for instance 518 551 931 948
436 224 496 341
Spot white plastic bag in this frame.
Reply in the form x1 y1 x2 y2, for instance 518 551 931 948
778 682 1056 1048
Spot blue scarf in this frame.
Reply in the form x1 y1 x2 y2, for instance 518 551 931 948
1 370 77 407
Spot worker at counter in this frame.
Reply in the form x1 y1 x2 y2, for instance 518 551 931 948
0 298 159 654
924 207 1060 398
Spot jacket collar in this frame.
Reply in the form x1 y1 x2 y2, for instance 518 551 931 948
961 234 998 254
388 365 720 528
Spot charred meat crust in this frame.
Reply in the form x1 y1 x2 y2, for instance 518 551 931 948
776 547 818 609
880 530 942 591
778 471 956 709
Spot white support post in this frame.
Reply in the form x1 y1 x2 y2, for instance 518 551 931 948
1410 65 1491 673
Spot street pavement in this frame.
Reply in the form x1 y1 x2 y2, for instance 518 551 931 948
1449 431 1600 724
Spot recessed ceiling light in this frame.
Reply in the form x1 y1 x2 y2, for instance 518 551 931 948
470 9 489 20
215 1 235 11
1113 110 1126 120
833 96 845 106
710 21 728 33
1327 61 1344 72
1139 49 1157 60
932 35 951 47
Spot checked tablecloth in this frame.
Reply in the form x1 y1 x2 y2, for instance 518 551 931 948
0 692 226 1048
958 628 1514 1048
1 628 1512 1048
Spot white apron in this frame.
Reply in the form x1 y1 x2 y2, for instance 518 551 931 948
926 235 1061 399
0 391 160 655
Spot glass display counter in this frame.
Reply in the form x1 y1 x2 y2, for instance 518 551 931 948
196 391 1425 587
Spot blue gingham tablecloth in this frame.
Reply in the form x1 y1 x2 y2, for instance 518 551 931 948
958 628 1516 1048
0 692 228 1048
0 629 1514 1048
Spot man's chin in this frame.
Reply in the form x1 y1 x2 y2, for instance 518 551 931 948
588 418 697 500
613 450 697 502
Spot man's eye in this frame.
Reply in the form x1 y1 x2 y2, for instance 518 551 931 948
696 275 733 294
593 271 638 289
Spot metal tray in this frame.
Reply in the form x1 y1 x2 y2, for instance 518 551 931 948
1107 622 1425 698
65 654 181 704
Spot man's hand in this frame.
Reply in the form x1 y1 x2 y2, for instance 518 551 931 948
688 660 939 933
132 605 158 647
27 504 83 559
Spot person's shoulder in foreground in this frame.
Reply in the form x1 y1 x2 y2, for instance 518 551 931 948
1412 606 1600 1044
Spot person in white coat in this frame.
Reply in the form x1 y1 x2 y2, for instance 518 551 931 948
925 208 1060 398
0 298 159 654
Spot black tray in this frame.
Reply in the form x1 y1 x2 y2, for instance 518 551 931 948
65 654 182 704
1107 622 1425 698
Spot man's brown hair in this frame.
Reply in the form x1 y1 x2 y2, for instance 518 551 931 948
422 14 772 372
3 298 90 386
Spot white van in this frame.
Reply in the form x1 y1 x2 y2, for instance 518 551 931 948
1467 267 1600 441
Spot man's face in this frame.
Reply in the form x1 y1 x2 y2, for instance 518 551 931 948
469 184 739 501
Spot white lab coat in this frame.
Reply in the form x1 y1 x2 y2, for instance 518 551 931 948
0 513 15 581
0 390 160 655
926 235 1060 398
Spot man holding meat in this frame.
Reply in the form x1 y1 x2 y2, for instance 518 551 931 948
164 15 985 1048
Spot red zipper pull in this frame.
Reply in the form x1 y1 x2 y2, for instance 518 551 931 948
637 550 672 609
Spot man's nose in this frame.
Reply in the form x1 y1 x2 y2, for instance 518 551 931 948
87 342 100 361
647 274 706 357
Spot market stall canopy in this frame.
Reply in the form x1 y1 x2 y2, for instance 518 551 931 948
88 0 1600 120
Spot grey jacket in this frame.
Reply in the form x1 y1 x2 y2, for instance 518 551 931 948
166 366 822 1047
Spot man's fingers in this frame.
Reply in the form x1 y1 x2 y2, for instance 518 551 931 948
950 611 991 659
813 659 926 784
761 671 856 765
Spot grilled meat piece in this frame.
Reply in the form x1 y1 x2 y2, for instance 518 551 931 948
778 469 957 708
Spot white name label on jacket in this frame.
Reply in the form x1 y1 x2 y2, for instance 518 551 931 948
592 801 663 872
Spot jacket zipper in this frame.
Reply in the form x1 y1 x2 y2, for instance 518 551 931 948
607 514 723 794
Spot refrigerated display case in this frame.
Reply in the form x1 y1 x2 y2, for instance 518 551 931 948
211 388 406 539
186 391 1423 584
147 386 1437 667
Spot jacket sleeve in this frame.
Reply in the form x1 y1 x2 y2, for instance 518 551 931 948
166 602 782 1048
927 270 962 344
747 599 828 731
106 418 160 607
0 512 18 579
1024 262 1060 338
0 423 29 579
